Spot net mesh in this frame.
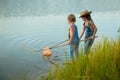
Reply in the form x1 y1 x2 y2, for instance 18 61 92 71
42 46 52 60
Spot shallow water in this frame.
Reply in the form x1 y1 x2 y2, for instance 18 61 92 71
0 13 120 79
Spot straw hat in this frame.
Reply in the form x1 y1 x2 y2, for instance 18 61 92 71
79 10 92 18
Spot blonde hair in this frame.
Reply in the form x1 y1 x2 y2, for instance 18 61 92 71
67 14 76 23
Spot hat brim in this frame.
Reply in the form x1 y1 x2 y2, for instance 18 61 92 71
79 11 92 18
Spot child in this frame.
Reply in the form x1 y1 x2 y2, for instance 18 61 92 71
79 10 97 54
67 14 79 62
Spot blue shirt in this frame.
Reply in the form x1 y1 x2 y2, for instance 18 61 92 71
69 24 79 44
84 21 93 38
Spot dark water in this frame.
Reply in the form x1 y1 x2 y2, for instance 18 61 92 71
0 0 120 80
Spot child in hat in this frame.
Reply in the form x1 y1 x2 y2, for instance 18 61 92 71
79 10 97 54
67 14 79 62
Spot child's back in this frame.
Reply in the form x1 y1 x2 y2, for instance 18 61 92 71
67 14 79 62
69 24 79 44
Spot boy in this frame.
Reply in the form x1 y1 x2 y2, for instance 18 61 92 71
67 14 79 62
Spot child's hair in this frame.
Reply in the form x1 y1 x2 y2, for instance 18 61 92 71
67 14 76 23
82 14 92 21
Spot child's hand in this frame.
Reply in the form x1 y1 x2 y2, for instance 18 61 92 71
68 40 71 45
79 37 81 41
91 35 95 39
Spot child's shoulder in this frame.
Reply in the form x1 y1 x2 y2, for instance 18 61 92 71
89 20 94 24
72 24 77 27
70 24 77 28
69 25 75 30
89 20 95 26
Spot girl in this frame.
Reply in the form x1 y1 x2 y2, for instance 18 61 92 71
79 10 97 54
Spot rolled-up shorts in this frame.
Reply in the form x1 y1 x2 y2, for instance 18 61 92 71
84 38 94 54
70 42 79 58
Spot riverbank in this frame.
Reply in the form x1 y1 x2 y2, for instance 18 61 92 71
44 37 120 80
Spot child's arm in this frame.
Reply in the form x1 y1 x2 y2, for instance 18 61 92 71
68 26 75 44
79 26 85 39
90 21 97 39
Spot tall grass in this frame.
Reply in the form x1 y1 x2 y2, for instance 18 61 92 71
48 37 120 80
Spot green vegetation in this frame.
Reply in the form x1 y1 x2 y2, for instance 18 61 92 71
47 37 120 80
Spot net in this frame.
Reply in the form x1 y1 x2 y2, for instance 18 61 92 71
42 46 52 60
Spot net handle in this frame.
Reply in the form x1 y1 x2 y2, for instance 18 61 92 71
49 36 98 49
35 36 98 52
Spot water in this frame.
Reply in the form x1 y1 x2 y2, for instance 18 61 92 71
0 0 120 17
0 13 119 80
0 0 120 80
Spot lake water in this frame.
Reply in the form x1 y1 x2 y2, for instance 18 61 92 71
0 0 120 80
0 12 120 80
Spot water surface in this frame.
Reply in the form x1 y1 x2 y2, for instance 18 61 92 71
0 0 120 79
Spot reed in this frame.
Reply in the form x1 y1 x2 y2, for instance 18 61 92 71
48 37 120 80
